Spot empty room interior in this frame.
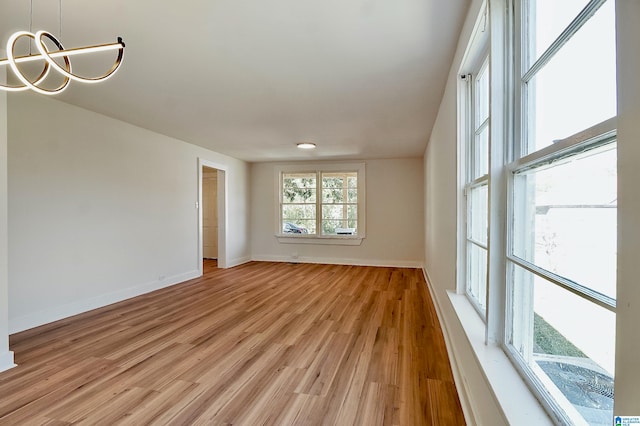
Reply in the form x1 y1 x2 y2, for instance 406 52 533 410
0 0 639 424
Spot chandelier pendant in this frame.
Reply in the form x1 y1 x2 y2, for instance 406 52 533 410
0 30 125 95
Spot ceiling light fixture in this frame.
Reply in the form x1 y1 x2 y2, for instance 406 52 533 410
0 0 125 95
297 142 317 149
0 31 125 95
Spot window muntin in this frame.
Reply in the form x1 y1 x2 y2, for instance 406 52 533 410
279 165 364 239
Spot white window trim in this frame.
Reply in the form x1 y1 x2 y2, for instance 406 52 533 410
447 291 554 425
457 0 491 321
466 58 490 318
451 0 554 423
455 0 617 424
275 162 366 246
504 0 617 423
504 118 618 425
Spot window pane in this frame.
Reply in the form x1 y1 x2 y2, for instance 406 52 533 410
322 188 358 203
471 60 489 181
526 0 616 152
282 204 316 220
476 62 490 125
509 263 614 425
347 188 357 203
282 204 316 235
321 189 344 203
321 172 357 204
512 144 617 299
467 244 487 312
321 204 357 235
468 184 488 245
473 126 489 179
322 205 344 220
283 173 316 203
322 176 345 189
527 0 591 63
282 220 315 235
347 205 357 221
322 172 357 188
322 220 355 235
320 172 358 235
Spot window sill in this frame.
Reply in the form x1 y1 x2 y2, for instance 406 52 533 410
447 291 553 425
275 234 364 246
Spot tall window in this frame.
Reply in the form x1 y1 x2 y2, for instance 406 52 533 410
282 172 318 234
464 58 490 315
279 164 365 238
320 172 358 235
506 1 617 424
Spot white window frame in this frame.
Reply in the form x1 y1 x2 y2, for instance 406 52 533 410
456 0 514 344
452 2 553 422
504 119 618 425
463 56 491 318
503 0 617 423
454 0 617 423
457 1 496 324
275 163 366 246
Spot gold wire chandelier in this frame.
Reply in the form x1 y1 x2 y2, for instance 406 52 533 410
0 1 125 95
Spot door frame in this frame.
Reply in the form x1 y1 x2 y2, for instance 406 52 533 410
198 158 227 273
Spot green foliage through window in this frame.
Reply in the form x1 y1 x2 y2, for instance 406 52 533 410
281 171 358 235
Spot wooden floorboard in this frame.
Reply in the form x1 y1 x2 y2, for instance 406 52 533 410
0 261 465 425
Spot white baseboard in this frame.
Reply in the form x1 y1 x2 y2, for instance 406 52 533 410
422 267 477 426
0 350 15 373
9 269 200 334
252 255 423 269
226 256 252 268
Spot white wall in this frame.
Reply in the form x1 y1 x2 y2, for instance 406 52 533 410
614 0 640 415
0 50 15 372
423 1 508 418
251 158 424 267
7 93 251 333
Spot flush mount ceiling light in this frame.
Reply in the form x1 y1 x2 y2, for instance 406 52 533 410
297 142 317 149
0 1 125 95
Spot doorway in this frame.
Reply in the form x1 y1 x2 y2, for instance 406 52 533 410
198 159 227 274
202 167 218 261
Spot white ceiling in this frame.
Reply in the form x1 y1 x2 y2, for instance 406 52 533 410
1 0 469 162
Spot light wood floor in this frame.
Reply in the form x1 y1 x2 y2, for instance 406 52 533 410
0 261 465 425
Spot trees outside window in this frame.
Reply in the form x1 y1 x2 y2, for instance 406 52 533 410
279 164 364 239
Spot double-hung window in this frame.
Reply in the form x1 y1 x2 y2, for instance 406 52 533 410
506 0 617 424
463 57 490 316
278 163 365 242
